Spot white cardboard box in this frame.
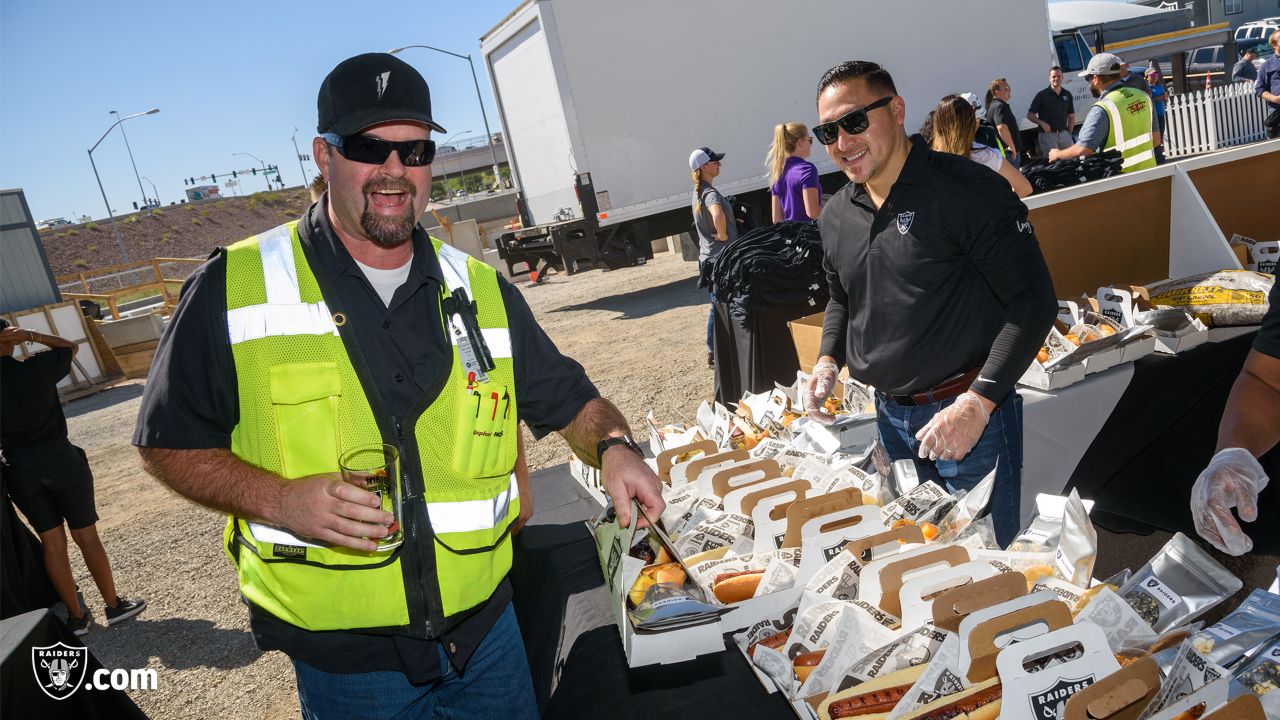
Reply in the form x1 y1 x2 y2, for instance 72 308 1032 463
1152 326 1208 354
592 512 728 667
1019 360 1087 391
1118 334 1156 364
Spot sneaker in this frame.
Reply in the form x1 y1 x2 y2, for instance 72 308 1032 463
707 351 715 368
69 610 93 636
105 597 147 625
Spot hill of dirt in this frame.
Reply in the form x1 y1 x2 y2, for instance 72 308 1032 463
38 189 313 278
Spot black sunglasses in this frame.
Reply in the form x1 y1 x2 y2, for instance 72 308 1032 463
813 96 894 145
322 133 436 167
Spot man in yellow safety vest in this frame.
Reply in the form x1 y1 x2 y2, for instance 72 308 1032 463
133 53 664 719
1049 52 1160 172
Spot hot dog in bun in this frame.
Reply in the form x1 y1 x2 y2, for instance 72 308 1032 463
713 569 764 604
794 649 826 683
818 665 927 720
898 677 1001 720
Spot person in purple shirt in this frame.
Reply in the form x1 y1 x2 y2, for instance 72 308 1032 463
766 122 822 222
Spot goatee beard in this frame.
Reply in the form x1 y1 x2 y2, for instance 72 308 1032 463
360 179 417 248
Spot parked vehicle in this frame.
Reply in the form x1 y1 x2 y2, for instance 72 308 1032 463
1235 18 1279 45
480 0 1096 273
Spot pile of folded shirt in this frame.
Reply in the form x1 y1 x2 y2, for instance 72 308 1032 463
1022 149 1123 194
699 221 828 328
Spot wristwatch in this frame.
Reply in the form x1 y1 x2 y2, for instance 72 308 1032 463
597 435 644 466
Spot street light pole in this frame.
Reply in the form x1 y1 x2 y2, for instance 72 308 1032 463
438 130 472 201
292 128 311 188
389 45 503 188
109 109 151 210
88 108 159 263
234 152 271 191
142 176 160 206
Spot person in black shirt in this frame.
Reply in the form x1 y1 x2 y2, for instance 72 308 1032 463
1191 281 1280 556
985 77 1024 167
1026 66 1075 157
805 61 1057 546
133 53 664 719
1 320 146 635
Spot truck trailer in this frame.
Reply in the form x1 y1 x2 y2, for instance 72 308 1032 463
480 0 1095 276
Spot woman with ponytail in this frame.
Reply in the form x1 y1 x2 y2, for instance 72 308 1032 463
928 95 1032 198
766 122 821 222
690 146 736 368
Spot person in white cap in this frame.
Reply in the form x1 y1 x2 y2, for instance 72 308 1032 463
690 146 738 367
1048 52 1158 173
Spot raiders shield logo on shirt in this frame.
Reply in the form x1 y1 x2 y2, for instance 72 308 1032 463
896 211 915 234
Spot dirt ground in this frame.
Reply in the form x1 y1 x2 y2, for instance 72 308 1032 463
59 251 711 719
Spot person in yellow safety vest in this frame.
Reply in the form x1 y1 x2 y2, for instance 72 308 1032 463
133 53 664 720
1048 52 1161 172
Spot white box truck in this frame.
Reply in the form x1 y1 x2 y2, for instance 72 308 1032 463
481 0 1096 275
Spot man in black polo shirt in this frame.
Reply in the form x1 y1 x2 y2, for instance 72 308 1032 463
1026 66 1075 157
133 53 663 719
804 61 1057 547
1191 281 1280 556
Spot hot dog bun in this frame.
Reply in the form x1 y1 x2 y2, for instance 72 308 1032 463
713 570 764 604
818 664 928 720
898 677 1001 720
794 649 826 683
684 546 730 566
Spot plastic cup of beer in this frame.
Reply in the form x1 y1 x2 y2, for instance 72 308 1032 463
339 444 402 551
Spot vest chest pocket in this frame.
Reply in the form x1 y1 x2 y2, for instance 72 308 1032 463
450 379 516 479
270 362 341 478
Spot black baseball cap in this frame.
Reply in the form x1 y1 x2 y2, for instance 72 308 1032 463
317 53 447 137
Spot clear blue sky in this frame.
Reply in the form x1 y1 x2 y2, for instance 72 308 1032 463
0 0 517 223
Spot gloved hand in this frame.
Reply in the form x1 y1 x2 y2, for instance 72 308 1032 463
803 361 840 425
1191 448 1269 556
915 391 992 462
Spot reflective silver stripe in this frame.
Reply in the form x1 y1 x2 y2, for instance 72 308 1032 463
228 302 337 344
426 473 519 534
1122 149 1155 168
259 226 301 305
434 239 512 359
436 241 473 295
1098 96 1127 154
227 224 337 344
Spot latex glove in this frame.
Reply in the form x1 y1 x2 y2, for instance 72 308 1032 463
803 361 840 424
1191 448 1269 556
915 392 992 462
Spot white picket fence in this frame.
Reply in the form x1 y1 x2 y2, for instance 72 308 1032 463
1165 81 1270 158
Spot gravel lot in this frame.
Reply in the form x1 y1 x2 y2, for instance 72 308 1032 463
59 251 709 718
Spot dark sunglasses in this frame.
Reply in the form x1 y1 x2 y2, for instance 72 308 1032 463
813 96 894 145
322 132 436 167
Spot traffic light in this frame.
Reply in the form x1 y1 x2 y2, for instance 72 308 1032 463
251 168 257 175
232 170 237 178
211 174 217 182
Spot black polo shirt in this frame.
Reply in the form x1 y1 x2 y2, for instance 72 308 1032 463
1257 281 1280 360
817 137 1057 403
1028 86 1075 133
133 198 598 683
987 98 1024 155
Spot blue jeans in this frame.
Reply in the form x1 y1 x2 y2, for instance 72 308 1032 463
876 392 1024 548
293 603 538 720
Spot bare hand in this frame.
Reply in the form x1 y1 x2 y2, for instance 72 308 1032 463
1048 148 1062 162
601 446 664 528
272 473 395 552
